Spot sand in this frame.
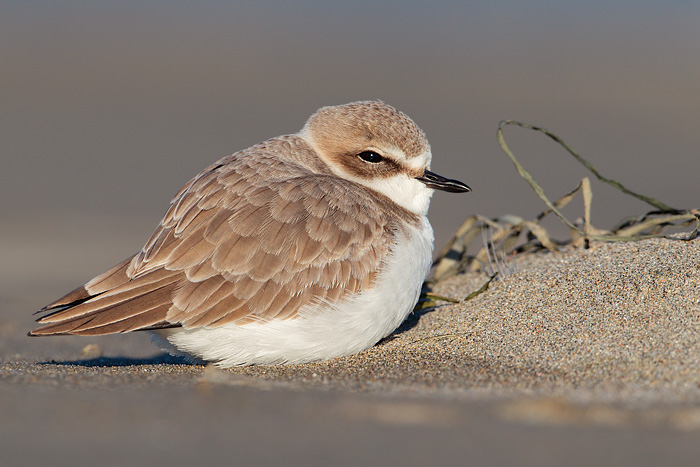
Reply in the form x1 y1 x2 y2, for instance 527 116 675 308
2 235 700 466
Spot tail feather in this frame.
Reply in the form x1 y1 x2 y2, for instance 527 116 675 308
30 282 178 336
38 256 135 312
36 285 92 314
30 259 183 336
36 268 178 324
30 302 174 336
70 304 174 335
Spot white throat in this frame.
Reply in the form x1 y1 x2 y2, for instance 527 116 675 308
354 174 433 215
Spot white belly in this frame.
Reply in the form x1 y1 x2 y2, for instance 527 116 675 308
153 217 434 367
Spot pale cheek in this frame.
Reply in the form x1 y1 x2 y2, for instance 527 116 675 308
364 175 433 215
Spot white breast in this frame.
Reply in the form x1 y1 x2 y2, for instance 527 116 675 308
155 217 434 367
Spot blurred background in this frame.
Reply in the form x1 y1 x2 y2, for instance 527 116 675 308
2 0 699 321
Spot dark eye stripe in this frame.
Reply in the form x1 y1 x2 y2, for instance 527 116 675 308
358 151 384 163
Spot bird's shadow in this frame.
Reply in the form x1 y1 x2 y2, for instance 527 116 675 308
40 353 199 367
378 302 442 345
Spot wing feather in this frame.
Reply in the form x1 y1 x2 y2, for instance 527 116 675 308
32 135 418 337
38 256 135 312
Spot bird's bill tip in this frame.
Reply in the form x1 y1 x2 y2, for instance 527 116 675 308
415 170 471 193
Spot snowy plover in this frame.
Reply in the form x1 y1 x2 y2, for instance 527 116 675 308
31 100 470 366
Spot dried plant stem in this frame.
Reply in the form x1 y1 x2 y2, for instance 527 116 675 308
430 120 698 285
499 120 679 212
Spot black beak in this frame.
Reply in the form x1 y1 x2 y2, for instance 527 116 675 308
416 170 471 193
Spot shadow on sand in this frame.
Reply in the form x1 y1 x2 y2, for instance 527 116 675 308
378 301 443 345
40 353 199 367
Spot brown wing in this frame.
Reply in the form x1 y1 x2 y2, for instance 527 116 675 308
31 137 411 336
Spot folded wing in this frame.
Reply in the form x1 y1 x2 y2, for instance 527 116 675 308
31 139 408 336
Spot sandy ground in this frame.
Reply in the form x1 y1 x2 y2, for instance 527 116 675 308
2 236 700 466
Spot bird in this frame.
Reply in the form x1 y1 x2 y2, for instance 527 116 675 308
30 100 470 367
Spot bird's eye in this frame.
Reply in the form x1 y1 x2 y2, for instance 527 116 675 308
358 151 384 163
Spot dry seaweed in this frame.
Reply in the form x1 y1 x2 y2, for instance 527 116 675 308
430 120 699 285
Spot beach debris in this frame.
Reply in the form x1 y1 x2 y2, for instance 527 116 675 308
431 120 700 284
80 344 103 360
